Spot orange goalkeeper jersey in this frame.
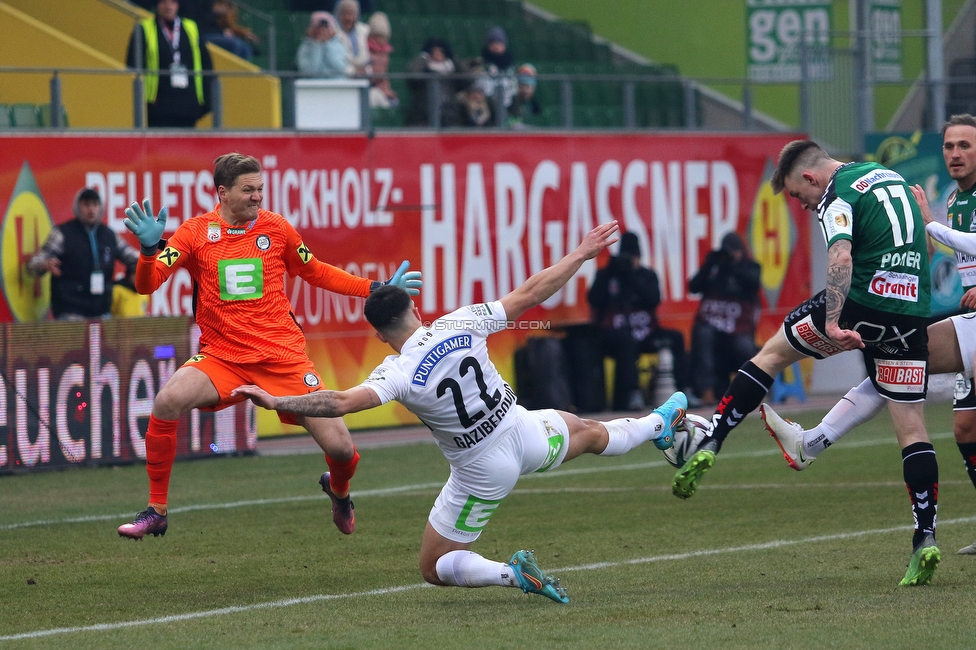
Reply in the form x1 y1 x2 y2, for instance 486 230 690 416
135 206 372 364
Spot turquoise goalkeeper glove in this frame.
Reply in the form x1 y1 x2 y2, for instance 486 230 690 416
124 199 168 252
370 260 423 296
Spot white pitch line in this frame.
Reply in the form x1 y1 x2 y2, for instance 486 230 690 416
0 432 957 532
3 515 975 643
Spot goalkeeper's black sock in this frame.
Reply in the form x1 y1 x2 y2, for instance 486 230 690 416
903 441 938 548
958 441 976 491
708 361 774 450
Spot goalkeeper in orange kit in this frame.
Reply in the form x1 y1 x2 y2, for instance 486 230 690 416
116 153 421 540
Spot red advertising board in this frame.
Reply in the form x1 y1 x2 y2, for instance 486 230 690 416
0 132 810 434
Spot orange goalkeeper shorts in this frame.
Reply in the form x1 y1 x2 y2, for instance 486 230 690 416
183 353 325 425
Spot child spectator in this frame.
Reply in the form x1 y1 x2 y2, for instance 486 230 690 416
367 12 398 108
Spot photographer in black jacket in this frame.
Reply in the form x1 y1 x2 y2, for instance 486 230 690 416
588 232 689 411
688 232 762 403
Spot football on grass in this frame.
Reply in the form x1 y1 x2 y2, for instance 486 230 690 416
663 413 711 468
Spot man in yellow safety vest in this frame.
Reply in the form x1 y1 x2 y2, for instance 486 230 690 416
126 0 213 127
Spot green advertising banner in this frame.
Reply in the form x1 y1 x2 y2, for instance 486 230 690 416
747 0 832 82
870 0 902 82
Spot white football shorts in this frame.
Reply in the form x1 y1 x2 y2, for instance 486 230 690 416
949 313 976 378
427 406 570 543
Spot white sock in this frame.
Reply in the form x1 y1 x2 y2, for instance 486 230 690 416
435 550 517 588
804 378 885 455
600 415 662 456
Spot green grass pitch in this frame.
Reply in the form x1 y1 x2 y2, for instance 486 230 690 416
2 405 975 648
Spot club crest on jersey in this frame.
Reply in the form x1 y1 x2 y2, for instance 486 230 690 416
296 242 312 264
158 247 181 267
256 234 271 251
207 222 221 242
303 372 320 387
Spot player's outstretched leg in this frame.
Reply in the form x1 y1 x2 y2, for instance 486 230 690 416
320 472 355 534
118 507 168 540
509 550 570 604
900 534 940 586
761 403 815 471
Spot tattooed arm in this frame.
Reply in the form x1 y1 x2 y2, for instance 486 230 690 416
231 385 381 417
824 239 864 350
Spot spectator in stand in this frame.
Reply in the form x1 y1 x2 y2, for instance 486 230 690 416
367 12 398 108
443 76 495 128
480 26 516 109
296 11 349 78
199 0 259 61
333 0 370 75
126 0 213 128
27 188 141 320
688 232 762 404
588 232 691 411
508 63 541 129
406 38 458 126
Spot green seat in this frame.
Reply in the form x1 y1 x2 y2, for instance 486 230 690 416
371 106 404 128
10 103 40 127
38 103 69 127
0 103 12 128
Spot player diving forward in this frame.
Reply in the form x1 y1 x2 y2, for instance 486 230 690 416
233 221 690 604
116 153 422 540
670 140 941 586
763 114 976 557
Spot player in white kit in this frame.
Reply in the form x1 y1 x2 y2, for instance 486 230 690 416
233 221 688 603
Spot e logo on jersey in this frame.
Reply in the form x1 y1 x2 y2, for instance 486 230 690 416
296 242 312 264
256 234 271 251
158 247 181 267
218 258 264 300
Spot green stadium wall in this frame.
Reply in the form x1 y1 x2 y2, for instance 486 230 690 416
529 0 968 130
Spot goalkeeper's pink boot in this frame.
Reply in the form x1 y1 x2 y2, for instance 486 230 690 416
118 507 168 540
320 472 355 534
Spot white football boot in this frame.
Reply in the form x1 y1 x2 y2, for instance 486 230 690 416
760 403 815 471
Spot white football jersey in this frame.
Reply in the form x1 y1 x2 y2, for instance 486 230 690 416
360 301 520 464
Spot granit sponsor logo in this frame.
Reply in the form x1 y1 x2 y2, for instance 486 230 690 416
868 271 919 302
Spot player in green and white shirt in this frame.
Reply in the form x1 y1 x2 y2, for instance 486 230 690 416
669 140 941 587
763 115 976 557
819 161 930 317
232 221 690 604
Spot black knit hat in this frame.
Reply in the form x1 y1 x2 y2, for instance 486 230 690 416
619 232 640 257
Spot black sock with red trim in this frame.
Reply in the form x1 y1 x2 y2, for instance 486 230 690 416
708 361 774 450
